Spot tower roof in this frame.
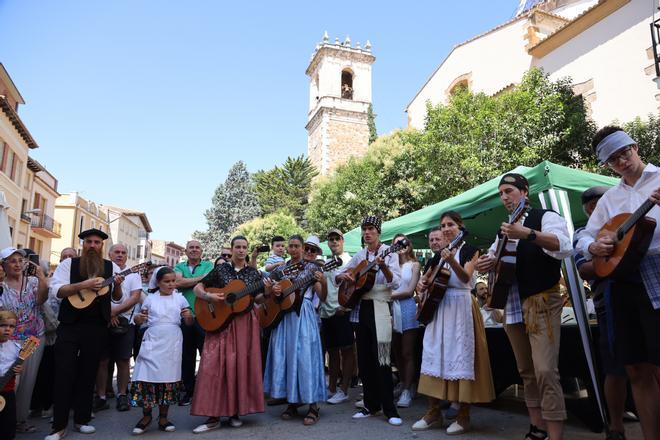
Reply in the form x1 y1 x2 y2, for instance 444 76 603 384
306 32 375 76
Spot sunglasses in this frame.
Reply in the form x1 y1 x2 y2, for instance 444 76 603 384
304 246 319 253
221 253 232 258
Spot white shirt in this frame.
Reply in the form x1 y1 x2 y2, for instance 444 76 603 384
111 267 142 320
0 340 21 377
49 257 122 302
577 163 660 259
339 244 401 290
487 210 573 260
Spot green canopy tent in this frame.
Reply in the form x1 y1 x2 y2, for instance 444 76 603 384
329 161 617 253
321 160 619 431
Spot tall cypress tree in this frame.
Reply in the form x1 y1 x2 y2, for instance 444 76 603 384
367 104 377 144
193 161 261 259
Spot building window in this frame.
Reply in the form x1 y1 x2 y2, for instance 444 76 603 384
0 142 6 172
79 215 84 235
341 69 353 100
137 245 142 259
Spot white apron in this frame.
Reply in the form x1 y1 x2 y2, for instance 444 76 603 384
421 245 475 380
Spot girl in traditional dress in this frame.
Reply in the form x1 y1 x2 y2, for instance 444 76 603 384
263 235 327 426
390 234 420 408
413 211 495 435
190 235 267 433
130 267 193 434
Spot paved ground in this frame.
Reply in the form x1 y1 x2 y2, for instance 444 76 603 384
22 388 643 439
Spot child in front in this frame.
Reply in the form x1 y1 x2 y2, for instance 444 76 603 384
0 310 23 440
129 267 193 434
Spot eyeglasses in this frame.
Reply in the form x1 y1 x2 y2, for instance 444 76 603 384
221 253 232 258
605 146 633 166
303 246 318 253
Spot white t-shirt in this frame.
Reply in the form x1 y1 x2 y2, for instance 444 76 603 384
112 270 143 320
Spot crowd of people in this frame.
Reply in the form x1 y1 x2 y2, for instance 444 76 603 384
0 125 658 440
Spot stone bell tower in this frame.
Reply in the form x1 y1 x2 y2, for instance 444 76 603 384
306 32 376 176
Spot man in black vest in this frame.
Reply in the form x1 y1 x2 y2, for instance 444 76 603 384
476 173 572 440
45 229 124 440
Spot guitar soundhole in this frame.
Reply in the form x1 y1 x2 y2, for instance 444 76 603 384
225 293 236 304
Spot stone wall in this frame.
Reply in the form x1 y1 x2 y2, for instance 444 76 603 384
325 108 369 175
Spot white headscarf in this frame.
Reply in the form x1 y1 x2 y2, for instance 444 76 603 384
148 266 167 290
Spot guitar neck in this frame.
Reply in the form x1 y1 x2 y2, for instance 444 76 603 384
0 358 23 390
620 199 655 235
360 248 391 276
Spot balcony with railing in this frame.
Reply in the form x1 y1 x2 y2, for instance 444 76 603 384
30 214 62 238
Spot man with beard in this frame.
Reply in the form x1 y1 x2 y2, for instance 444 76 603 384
45 229 124 440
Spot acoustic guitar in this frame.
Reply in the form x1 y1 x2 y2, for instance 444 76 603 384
338 239 410 309
0 336 40 412
68 262 153 309
416 228 466 325
487 197 529 309
195 262 304 333
258 257 343 330
593 198 657 279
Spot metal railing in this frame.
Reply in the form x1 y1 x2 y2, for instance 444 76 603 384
30 214 62 235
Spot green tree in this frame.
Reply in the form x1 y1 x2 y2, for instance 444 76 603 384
623 114 660 164
367 104 378 144
306 68 597 234
253 155 318 227
193 161 261 259
231 210 306 266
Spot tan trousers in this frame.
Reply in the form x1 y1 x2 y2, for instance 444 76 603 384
504 289 566 421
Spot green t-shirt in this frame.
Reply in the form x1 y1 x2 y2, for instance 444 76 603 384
174 260 214 315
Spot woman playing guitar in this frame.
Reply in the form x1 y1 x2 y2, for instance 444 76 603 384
190 236 270 433
263 235 327 426
413 211 494 435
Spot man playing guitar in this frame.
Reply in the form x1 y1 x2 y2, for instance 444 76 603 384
336 216 402 426
46 229 124 440
476 174 572 440
575 127 660 440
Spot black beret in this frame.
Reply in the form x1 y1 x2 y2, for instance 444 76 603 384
499 173 529 191
78 228 109 240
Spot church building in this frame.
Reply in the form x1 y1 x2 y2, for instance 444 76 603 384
406 0 659 129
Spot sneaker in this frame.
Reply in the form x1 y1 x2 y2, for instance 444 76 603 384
74 424 96 434
396 390 412 408
388 417 403 426
93 396 109 412
446 420 469 435
178 393 192 406
117 394 130 412
229 416 243 428
327 389 349 404
525 424 548 440
352 409 375 419
44 429 66 440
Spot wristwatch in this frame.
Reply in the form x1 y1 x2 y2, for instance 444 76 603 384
527 229 537 241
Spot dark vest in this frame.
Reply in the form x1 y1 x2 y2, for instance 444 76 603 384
57 257 114 324
515 208 562 300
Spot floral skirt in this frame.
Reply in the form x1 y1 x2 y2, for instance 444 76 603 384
129 381 183 409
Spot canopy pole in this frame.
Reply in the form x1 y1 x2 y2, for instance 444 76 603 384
539 188 607 431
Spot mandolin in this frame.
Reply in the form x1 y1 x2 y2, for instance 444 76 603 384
416 228 467 325
68 262 153 309
258 257 342 330
338 239 410 309
0 336 40 412
487 197 529 309
593 198 657 279
195 262 304 333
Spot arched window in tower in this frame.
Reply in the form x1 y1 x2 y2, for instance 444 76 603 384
341 69 353 100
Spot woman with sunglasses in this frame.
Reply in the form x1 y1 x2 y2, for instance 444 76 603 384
413 212 494 435
390 233 420 408
263 235 327 426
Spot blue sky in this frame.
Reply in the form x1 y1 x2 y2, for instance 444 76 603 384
0 1 514 245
